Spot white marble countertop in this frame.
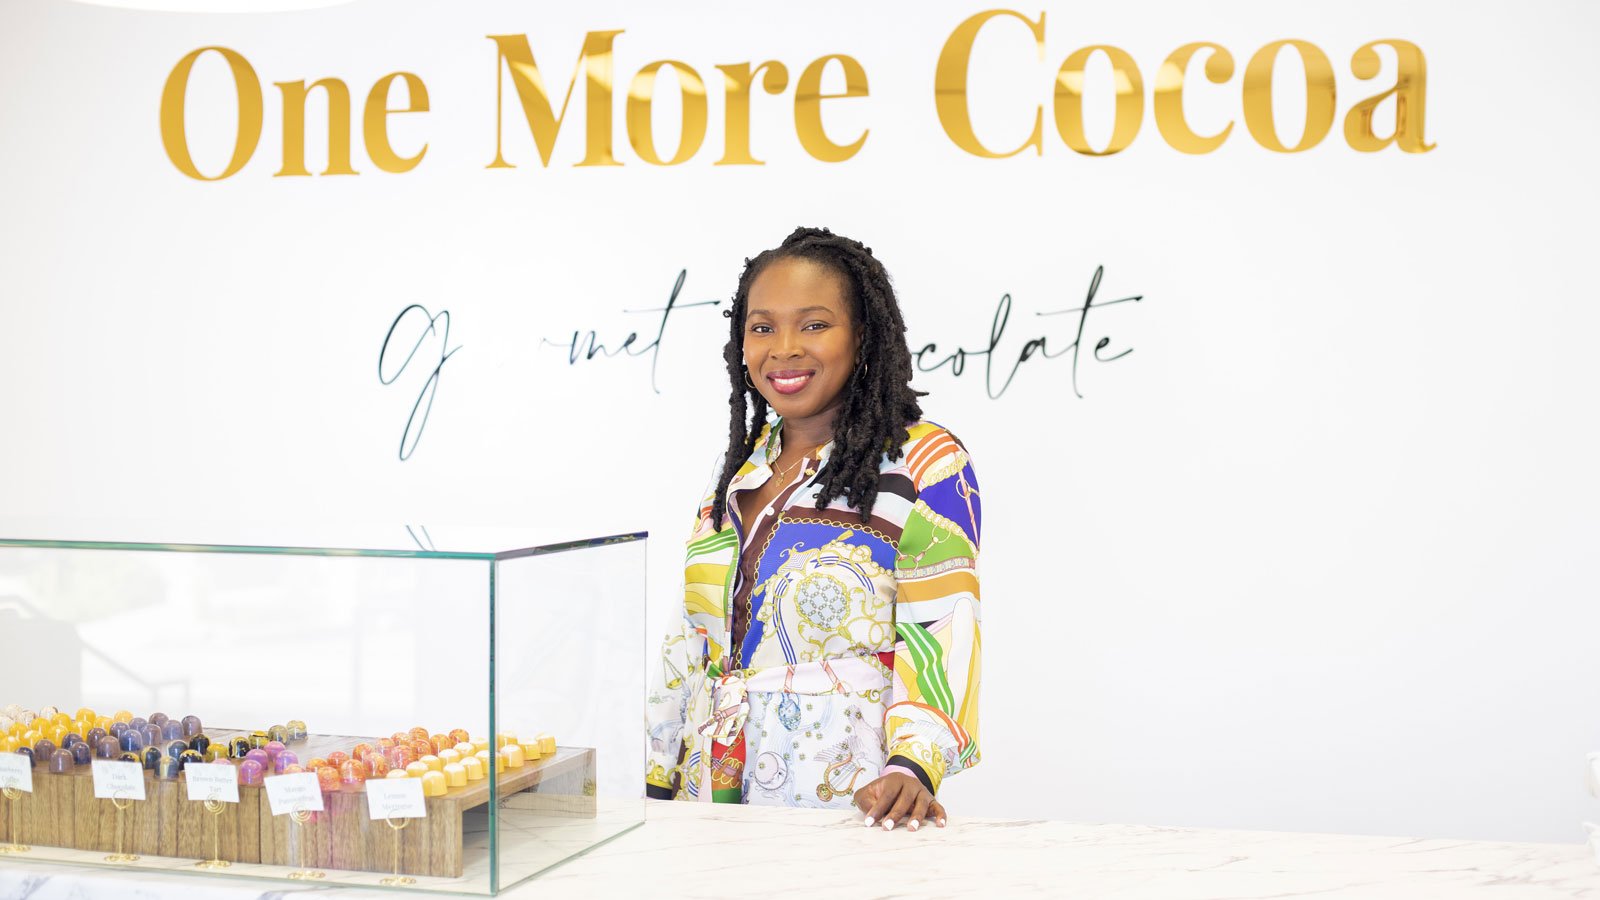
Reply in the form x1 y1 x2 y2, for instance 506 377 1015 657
3 800 1600 898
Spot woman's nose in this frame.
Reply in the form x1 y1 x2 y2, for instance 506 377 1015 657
772 327 803 357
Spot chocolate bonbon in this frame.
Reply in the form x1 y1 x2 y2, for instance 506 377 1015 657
499 745 525 768
442 762 466 787
315 765 340 793
339 759 367 789
421 770 447 797
48 748 73 773
237 759 264 786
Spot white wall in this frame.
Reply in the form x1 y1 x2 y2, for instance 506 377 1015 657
0 0 1596 843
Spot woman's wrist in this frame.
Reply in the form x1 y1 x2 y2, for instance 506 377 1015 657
884 755 936 795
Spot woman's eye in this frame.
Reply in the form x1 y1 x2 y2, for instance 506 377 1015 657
749 324 772 334
804 322 828 331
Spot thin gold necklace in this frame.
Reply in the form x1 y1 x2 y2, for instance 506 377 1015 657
769 443 823 487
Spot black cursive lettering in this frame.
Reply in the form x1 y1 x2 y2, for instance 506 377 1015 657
539 269 723 393
916 265 1141 399
379 304 461 461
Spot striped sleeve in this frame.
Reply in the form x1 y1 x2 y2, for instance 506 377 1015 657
887 428 981 794
644 456 726 797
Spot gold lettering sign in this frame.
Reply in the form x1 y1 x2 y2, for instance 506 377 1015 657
626 60 708 166
1344 40 1433 153
935 9 1045 158
365 72 430 173
1053 45 1143 156
489 31 622 168
1154 42 1233 155
715 62 788 166
159 46 263 181
1242 40 1337 153
276 78 356 176
155 17 1434 180
794 55 870 163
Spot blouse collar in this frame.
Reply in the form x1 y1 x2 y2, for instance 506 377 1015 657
755 417 836 469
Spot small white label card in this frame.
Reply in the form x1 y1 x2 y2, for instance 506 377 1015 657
365 777 426 821
0 752 33 793
91 759 146 801
184 763 240 804
264 772 324 816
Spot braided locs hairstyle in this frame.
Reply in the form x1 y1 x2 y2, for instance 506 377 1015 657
710 226 925 530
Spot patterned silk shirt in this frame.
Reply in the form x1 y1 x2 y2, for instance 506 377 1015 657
645 418 982 807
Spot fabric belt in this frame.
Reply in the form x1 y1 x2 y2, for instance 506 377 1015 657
683 655 890 802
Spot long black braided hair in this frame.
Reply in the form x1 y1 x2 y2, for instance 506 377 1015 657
710 226 925 530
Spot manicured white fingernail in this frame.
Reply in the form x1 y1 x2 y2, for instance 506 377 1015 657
883 819 894 830
863 816 874 827
909 819 920 831
937 818 946 827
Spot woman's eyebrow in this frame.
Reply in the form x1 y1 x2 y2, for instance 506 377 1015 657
747 305 836 316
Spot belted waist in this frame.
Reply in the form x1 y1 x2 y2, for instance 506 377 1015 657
687 656 890 747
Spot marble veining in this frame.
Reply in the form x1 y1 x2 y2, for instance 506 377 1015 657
1 801 1598 898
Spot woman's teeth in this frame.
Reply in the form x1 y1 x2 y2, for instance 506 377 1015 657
768 373 813 394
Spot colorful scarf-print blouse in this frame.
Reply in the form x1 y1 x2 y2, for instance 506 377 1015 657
645 419 981 807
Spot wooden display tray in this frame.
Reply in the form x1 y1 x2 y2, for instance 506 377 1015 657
0 729 596 878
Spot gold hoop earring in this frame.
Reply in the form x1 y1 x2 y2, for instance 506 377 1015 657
743 368 756 390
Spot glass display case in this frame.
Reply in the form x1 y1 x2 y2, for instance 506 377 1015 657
0 525 647 894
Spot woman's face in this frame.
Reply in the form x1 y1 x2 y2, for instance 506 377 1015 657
743 257 860 426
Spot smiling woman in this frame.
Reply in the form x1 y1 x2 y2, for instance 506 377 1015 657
645 227 983 834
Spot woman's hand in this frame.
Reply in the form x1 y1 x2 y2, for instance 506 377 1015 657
853 771 946 831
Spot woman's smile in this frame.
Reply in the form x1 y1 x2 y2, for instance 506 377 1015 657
765 369 816 395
